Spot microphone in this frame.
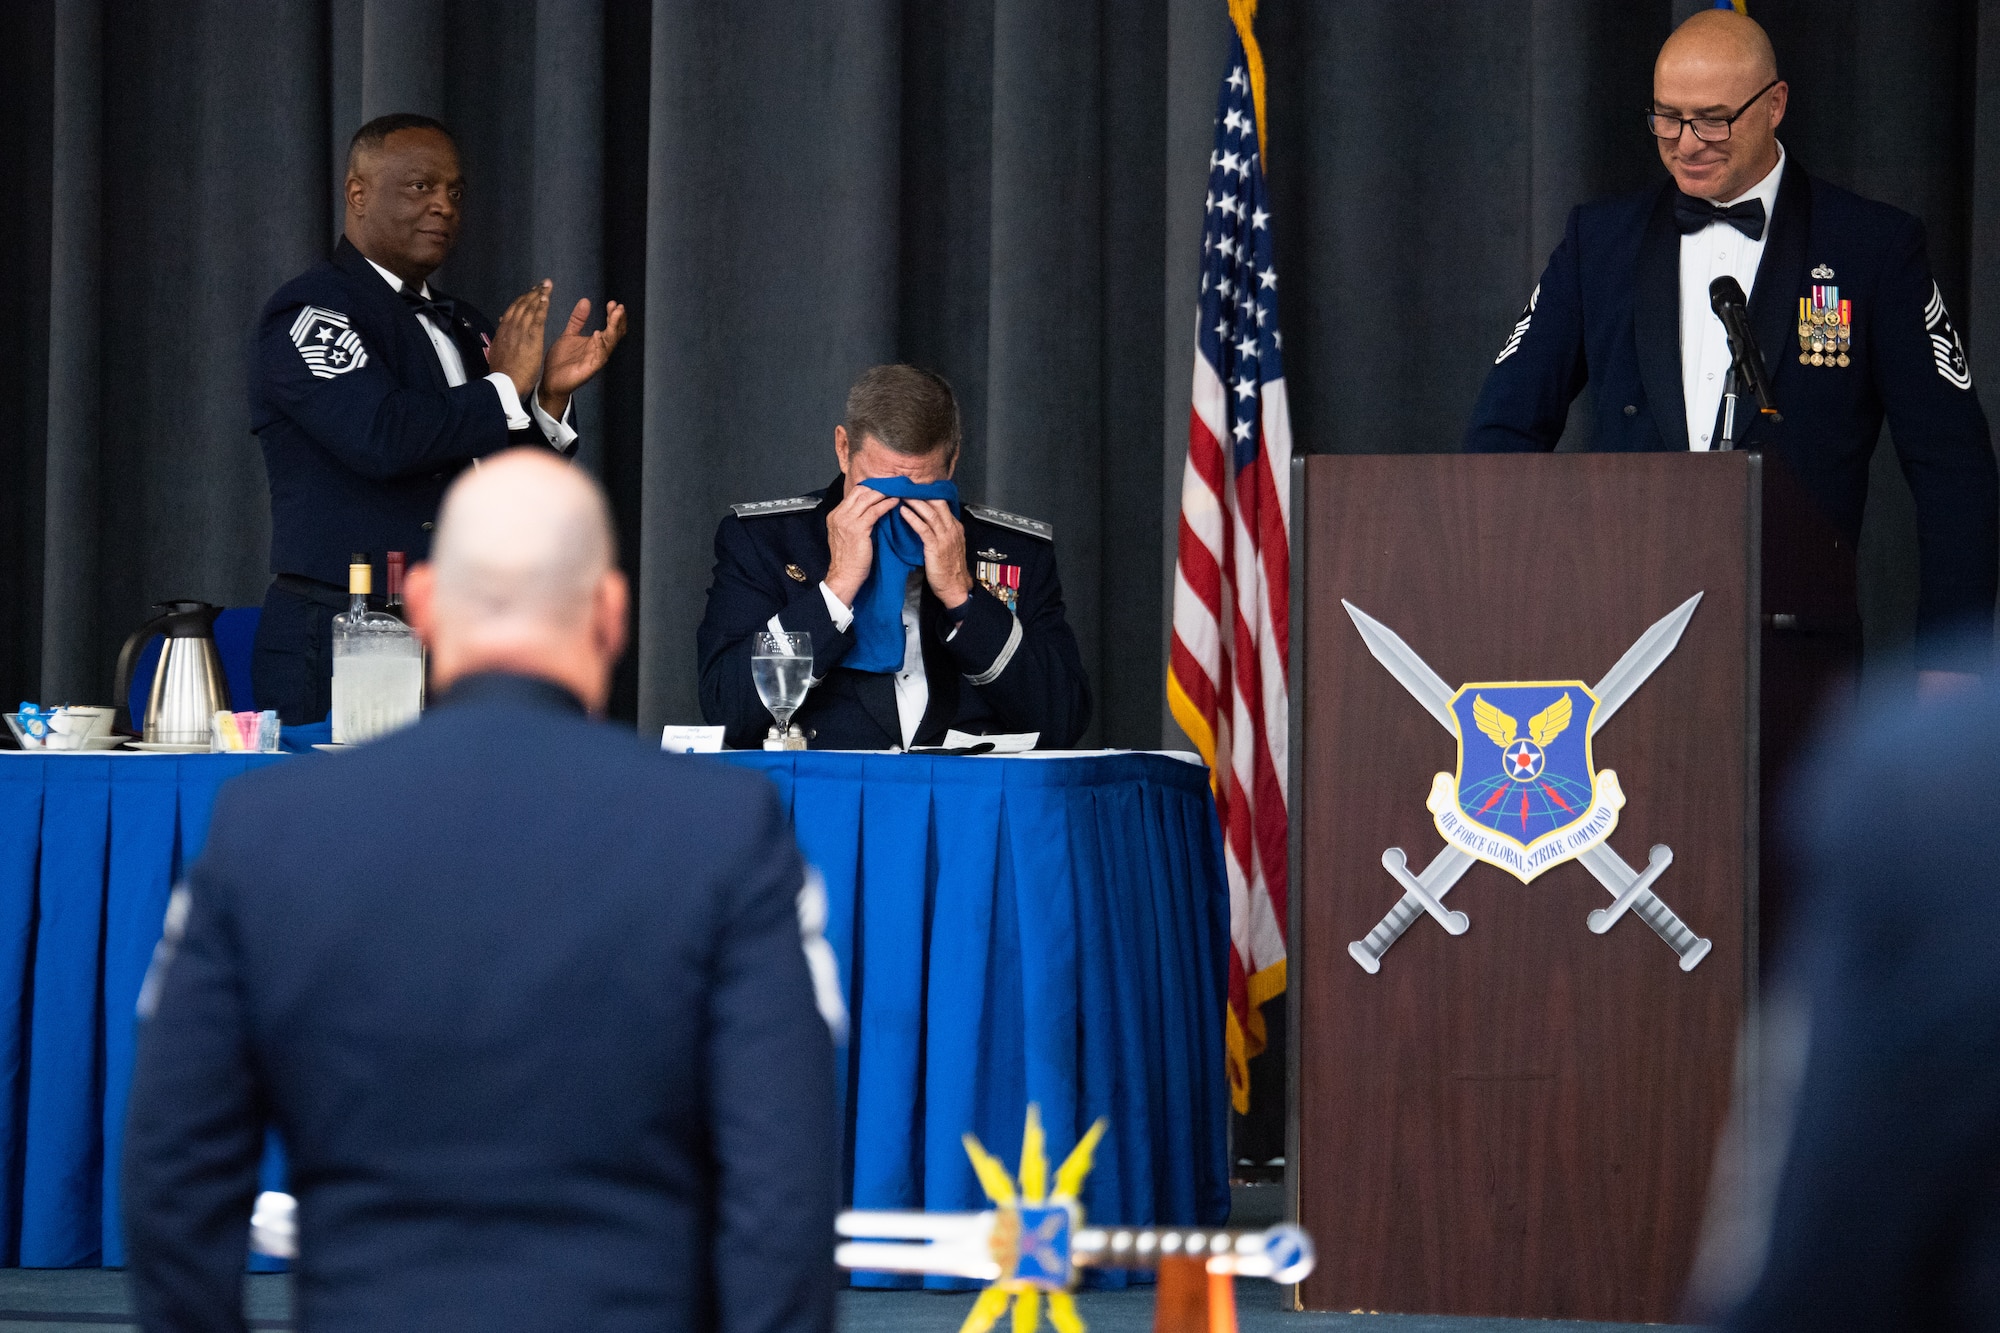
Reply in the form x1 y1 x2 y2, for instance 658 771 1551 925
1707 276 1782 430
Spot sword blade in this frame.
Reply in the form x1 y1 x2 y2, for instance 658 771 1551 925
1341 601 1458 735
1588 592 1703 735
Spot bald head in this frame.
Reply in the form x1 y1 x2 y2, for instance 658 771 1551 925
1659 9 1777 86
1652 9 1787 203
404 450 628 713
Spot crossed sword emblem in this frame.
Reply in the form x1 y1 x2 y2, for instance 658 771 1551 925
1342 594 1712 975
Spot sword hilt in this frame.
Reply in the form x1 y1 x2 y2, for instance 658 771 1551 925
1630 890 1712 971
1349 893 1424 973
1072 1224 1315 1282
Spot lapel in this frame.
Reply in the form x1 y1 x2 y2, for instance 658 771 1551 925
1746 163 1811 398
913 596 957 744
333 238 450 393
1633 183 1688 451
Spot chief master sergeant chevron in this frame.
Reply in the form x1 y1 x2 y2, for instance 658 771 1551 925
697 365 1091 750
249 113 627 726
1465 8 1998 693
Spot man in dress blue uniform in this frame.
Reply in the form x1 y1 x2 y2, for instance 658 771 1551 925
123 451 840 1333
249 113 627 726
1716 671 2000 1329
1465 9 1998 692
697 365 1091 750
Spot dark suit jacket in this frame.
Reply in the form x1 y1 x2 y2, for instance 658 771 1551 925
122 673 837 1333
1465 163 1998 668
248 238 570 589
1728 675 2000 1330
695 475 1092 750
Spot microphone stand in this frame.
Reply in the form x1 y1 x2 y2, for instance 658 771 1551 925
1718 368 1741 452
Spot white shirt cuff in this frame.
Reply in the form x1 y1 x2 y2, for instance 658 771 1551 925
530 390 579 451
819 582 855 632
485 372 533 431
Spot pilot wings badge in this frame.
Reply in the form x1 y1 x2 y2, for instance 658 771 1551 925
1433 683 1621 882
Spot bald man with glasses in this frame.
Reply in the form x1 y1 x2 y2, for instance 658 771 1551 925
1466 8 1998 693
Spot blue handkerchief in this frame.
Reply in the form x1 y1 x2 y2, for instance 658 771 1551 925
845 477 961 673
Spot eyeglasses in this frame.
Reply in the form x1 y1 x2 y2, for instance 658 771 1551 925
1645 78 1779 143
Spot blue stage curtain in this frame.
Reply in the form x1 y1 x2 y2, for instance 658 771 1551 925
718 751 1231 1288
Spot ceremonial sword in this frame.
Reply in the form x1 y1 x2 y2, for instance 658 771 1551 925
1340 594 1711 973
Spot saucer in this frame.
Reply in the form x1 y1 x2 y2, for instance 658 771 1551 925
122 741 212 754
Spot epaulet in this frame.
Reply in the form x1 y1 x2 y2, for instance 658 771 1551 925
730 496 818 519
964 503 1054 542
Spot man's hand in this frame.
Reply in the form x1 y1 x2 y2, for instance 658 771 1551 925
901 500 972 609
537 296 629 419
823 486 899 608
488 281 552 399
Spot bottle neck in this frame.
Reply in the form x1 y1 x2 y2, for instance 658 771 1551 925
349 592 368 615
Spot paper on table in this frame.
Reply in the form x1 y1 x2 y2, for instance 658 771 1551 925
942 730 1038 753
661 724 726 754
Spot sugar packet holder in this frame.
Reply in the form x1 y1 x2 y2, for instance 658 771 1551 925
211 710 283 753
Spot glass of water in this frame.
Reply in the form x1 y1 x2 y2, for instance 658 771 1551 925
751 631 813 747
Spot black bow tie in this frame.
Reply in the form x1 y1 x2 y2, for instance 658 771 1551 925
399 287 457 327
1673 192 1766 241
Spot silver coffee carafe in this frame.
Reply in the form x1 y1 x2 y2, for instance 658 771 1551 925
114 601 230 744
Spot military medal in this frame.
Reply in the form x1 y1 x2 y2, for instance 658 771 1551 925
1799 279 1852 369
976 558 1022 612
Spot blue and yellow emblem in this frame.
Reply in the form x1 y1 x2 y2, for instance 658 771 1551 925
1425 681 1625 883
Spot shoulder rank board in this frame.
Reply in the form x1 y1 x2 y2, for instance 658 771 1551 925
731 496 819 519
964 503 1053 542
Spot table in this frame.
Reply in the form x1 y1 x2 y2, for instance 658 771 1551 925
0 753 286 1267
0 747 1231 1273
718 750 1232 1286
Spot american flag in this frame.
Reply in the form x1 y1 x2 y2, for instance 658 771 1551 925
1168 20 1291 1115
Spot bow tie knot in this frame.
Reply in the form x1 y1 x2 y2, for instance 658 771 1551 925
399 288 457 327
1673 192 1766 241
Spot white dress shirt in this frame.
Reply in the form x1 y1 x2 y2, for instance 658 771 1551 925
1679 144 1785 451
365 258 576 450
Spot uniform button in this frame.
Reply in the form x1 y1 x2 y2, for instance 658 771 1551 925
433 472 445 482
1623 404 1637 416
422 522 434 531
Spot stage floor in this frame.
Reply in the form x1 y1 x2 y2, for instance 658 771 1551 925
0 1270 1662 1331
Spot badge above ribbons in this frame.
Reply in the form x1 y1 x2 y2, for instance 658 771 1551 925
1434 683 1622 882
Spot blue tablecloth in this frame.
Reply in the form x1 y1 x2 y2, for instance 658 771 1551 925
0 754 287 1267
718 750 1232 1282
0 747 1230 1272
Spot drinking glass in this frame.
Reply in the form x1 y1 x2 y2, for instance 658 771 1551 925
751 631 813 747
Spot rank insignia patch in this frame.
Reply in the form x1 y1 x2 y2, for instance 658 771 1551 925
289 306 369 379
1797 283 1851 368
1925 281 1973 390
1494 283 1538 365
1431 682 1622 882
976 560 1021 611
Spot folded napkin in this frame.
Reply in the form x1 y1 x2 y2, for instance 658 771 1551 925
845 477 961 673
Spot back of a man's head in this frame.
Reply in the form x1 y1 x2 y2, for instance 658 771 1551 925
406 450 626 712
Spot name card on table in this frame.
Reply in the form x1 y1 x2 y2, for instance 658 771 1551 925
661 725 726 754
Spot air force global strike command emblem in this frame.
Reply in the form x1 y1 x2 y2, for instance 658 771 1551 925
288 306 369 380
1434 683 1621 880
1340 595 1712 976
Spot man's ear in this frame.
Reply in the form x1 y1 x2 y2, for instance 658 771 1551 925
403 564 437 643
344 171 368 218
834 425 851 473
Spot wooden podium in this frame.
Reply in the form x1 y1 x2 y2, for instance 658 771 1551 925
1286 452 1856 1323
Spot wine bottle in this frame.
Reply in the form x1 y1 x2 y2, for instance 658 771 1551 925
384 550 408 622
